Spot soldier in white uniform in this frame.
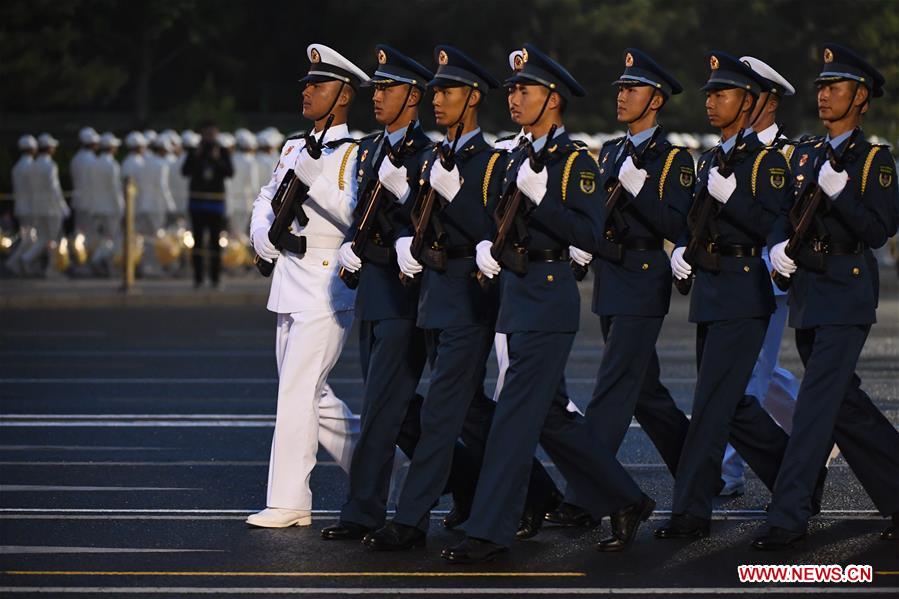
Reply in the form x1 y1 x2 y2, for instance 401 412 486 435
134 136 176 276
70 127 100 244
255 129 282 184
227 130 259 237
6 135 38 274
719 57 800 496
88 133 124 274
121 131 147 184
246 43 369 528
21 134 70 275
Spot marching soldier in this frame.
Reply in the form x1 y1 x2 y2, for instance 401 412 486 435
655 52 792 541
719 56 800 497
444 44 654 563
135 136 177 277
556 49 695 545
88 132 124 275
21 133 69 276
362 45 504 551
229 130 260 238
6 135 38 274
246 44 367 528
324 45 438 541
757 43 899 549
70 127 99 244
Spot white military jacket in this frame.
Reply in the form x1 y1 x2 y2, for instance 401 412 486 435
12 155 34 219
30 154 67 218
227 151 260 218
250 123 359 315
90 153 125 216
70 148 97 213
134 153 175 215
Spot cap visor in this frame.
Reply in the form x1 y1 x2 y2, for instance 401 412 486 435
427 76 469 89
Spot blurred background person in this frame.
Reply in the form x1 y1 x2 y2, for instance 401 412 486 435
19 133 69 276
134 134 176 277
87 132 124 276
70 127 100 247
182 121 233 288
5 134 39 275
228 129 259 240
254 129 282 184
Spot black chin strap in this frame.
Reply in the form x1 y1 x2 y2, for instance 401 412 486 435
310 81 346 123
721 89 756 131
448 87 475 129
526 87 554 127
626 88 658 125
749 92 772 130
829 81 862 124
387 84 415 128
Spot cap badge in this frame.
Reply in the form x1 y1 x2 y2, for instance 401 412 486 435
377 49 387 65
522 48 529 63
710 55 720 70
625 52 634 67
310 48 321 63
824 48 834 63
438 50 449 65
513 53 524 71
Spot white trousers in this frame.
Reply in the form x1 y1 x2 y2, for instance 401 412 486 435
266 309 359 510
20 215 63 267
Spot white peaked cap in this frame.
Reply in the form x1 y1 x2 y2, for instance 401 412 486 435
740 56 795 96
508 50 525 72
125 131 147 148
303 43 370 88
18 134 38 151
37 133 59 148
79 127 100 144
99 132 121 148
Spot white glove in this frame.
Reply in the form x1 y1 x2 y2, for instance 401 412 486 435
378 159 410 203
252 228 279 262
394 235 422 276
516 160 548 205
708 166 736 205
618 156 648 197
294 149 324 187
818 161 849 199
670 246 691 280
476 240 501 278
770 240 796 278
569 245 593 266
429 161 461 202
338 241 362 273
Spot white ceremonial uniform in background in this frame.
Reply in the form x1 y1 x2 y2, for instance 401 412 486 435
134 151 175 235
227 146 259 236
7 141 37 272
89 139 125 267
250 123 361 512
70 127 100 238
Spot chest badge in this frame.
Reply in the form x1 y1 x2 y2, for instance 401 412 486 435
798 153 808 167
360 148 369 164
284 145 294 156
879 168 893 188
770 172 785 189
579 171 596 194
679 169 693 187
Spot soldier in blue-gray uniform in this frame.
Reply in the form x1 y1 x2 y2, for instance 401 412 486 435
756 43 899 549
655 52 792 540
551 50 693 542
323 45 441 541
443 45 654 563
362 45 506 551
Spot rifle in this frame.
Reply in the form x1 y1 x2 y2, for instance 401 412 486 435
338 121 417 289
476 124 558 290
771 127 859 291
254 114 334 277
398 122 464 286
674 126 746 295
572 126 664 281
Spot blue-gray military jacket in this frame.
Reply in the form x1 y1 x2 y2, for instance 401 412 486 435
496 131 603 333
415 131 505 330
591 131 694 317
679 133 790 323
770 130 898 328
348 126 433 322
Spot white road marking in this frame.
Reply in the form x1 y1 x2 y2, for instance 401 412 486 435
0 546 222 554
0 331 107 338
0 485 201 492
0 445 173 451
1 587 896 595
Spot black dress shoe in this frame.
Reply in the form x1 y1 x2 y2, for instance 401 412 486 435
596 495 656 552
441 536 508 564
443 501 470 530
880 512 899 541
751 526 806 550
517 489 564 540
544 502 600 528
321 520 370 540
653 513 710 539
362 521 425 551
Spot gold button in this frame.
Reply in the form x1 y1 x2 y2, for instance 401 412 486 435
851 267 860 276
322 260 329 267
641 263 649 271
546 274 554 282
743 265 750 272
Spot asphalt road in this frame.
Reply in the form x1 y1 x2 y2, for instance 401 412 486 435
1 272 897 597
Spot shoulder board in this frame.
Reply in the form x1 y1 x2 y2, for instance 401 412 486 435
357 132 380 143
285 131 306 141
570 139 590 150
795 135 824 146
603 135 626 146
494 133 517 142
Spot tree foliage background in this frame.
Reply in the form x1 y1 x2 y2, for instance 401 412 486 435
1 0 897 158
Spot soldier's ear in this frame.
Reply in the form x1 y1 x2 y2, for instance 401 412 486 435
337 85 355 108
408 87 423 108
853 85 869 108
469 89 482 107
650 92 665 111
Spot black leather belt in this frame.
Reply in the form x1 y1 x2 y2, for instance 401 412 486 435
446 245 475 259
528 248 570 262
708 243 762 258
620 237 663 251
808 239 863 255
